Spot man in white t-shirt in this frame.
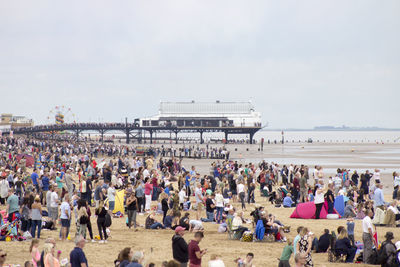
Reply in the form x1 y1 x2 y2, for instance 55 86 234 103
60 193 71 241
237 182 246 210
362 210 375 264
49 187 59 223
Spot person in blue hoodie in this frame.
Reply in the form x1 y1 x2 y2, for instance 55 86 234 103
283 193 294 208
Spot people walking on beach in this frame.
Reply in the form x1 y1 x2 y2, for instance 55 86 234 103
95 200 108 243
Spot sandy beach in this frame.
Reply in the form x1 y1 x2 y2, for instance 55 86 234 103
2 142 400 266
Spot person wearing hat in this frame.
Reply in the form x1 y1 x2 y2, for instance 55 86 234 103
380 232 397 267
172 226 188 267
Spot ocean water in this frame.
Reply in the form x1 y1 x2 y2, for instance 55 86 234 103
136 130 400 143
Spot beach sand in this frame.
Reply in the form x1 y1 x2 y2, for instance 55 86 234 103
2 142 400 266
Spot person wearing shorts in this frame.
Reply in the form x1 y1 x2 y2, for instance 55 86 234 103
194 184 204 220
49 188 59 224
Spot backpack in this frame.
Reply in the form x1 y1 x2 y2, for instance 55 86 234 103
104 213 112 227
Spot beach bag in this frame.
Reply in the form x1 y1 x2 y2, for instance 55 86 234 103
104 213 112 227
23 231 32 240
241 231 253 242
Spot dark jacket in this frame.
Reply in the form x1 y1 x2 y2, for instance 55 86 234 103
335 237 352 255
317 233 332 253
172 234 188 263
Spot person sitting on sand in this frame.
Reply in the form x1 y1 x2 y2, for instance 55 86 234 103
235 252 255 267
232 211 249 238
145 212 165 229
316 229 331 253
283 193 294 208
116 247 134 267
126 251 145 267
260 212 286 242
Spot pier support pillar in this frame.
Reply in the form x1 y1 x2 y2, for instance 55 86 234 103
249 131 255 144
224 131 229 144
199 130 204 144
149 130 153 144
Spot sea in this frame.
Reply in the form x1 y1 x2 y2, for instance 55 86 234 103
134 130 400 144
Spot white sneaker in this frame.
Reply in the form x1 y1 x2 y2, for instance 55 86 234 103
104 240 108 243
99 240 104 244
91 239 96 243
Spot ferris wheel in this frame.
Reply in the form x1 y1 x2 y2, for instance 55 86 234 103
47 106 76 125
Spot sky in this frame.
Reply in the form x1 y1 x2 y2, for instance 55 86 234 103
0 0 399 128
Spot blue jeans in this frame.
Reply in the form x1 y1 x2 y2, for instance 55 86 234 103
31 220 42 238
150 222 165 229
216 207 224 223
201 211 214 222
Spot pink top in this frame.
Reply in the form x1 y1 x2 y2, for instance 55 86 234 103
144 183 153 195
32 249 40 267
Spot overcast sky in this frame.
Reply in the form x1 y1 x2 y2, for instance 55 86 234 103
1 1 399 128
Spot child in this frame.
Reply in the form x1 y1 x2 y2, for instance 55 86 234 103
278 238 293 267
30 239 40 267
346 218 355 246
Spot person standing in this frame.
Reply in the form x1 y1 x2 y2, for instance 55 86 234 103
295 172 308 202
6 188 19 222
41 173 50 206
325 184 335 214
70 235 88 267
95 201 108 243
279 238 294 267
126 192 138 229
380 232 397 267
107 184 116 215
362 209 375 264
297 228 313 267
94 180 104 209
31 169 40 193
144 178 153 212
65 169 74 197
188 232 206 267
43 242 60 267
374 184 386 210
31 196 43 238
194 183 204 220
214 190 224 224
0 177 10 205
314 182 324 219
237 181 246 210
60 194 71 241
49 186 59 226
135 181 145 214
172 226 188 267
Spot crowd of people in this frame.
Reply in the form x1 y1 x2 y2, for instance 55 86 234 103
0 135 400 266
